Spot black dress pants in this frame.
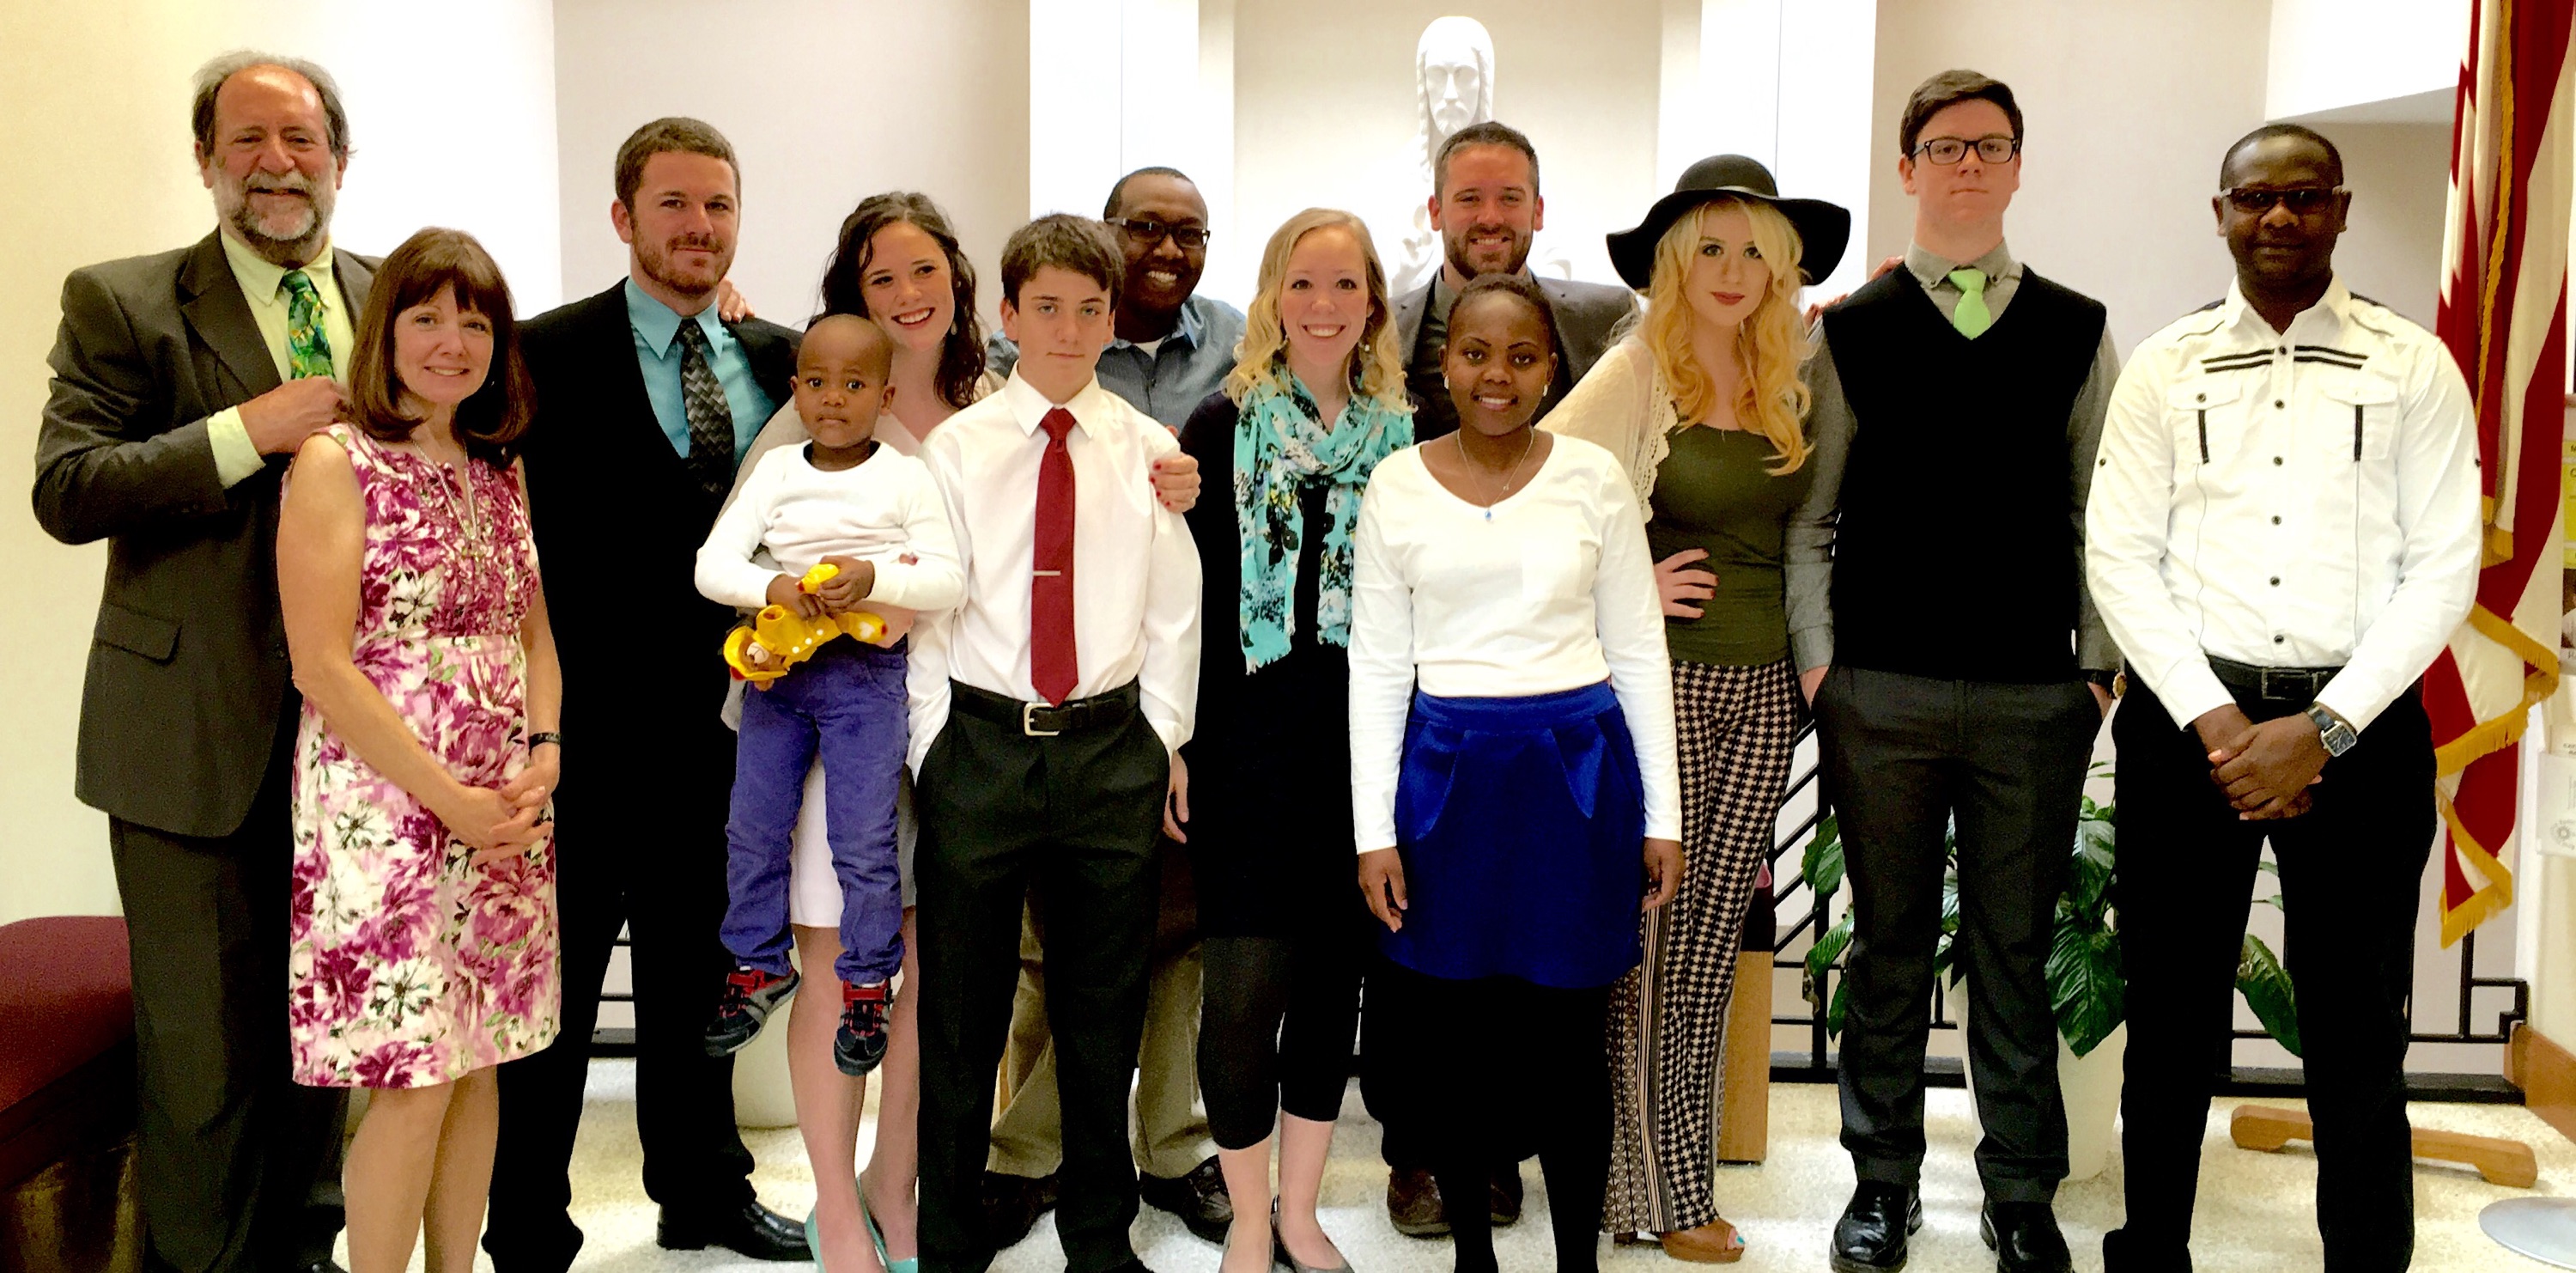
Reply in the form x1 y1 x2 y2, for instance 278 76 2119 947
1814 665 2098 1203
485 705 755 1272
110 735 345 1273
914 683 1168 1273
2104 675 2430 1273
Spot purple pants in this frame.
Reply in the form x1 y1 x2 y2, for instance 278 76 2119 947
722 638 908 986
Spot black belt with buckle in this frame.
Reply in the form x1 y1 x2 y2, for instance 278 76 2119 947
951 679 1140 737
2206 655 2342 703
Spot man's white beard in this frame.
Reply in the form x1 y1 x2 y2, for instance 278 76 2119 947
212 166 335 265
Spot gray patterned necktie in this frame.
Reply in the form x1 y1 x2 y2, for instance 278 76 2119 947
674 320 734 497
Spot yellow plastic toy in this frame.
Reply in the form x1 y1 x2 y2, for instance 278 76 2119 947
722 563 890 685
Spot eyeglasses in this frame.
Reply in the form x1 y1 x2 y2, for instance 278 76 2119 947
1107 217 1211 250
1912 135 2020 165
2222 186 2345 216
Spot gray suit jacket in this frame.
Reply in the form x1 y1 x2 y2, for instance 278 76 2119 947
34 230 378 839
1393 273 1638 440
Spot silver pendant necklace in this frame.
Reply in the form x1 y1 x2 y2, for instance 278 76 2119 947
1454 429 1537 521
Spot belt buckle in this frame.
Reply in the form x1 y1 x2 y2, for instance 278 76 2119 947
1021 700 1062 738
2257 667 2311 702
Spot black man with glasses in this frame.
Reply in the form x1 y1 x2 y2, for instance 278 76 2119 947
991 167 1245 429
978 167 1242 1250
2087 124 2477 1273
1804 70 2118 1273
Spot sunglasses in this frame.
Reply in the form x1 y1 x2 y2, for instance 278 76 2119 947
1107 217 1211 251
2222 186 2344 215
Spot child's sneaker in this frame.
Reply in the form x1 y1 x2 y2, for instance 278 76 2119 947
834 980 893 1075
703 965 799 1056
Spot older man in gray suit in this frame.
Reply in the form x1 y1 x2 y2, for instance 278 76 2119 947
33 51 372 1273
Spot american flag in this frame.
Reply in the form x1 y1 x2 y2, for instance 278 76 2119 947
2426 0 2573 947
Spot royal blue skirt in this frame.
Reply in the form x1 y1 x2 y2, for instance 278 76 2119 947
1380 680 1648 990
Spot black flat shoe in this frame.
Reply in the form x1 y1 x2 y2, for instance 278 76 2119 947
1830 1183 1921 1273
1139 1154 1233 1245
980 1170 1059 1248
1982 1202 2074 1273
657 1199 807 1261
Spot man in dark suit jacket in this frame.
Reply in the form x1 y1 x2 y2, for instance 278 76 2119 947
485 117 807 1270
1389 120 1638 445
1367 119 1641 1238
33 52 365 1273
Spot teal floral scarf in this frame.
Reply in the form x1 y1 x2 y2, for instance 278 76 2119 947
1233 375 1413 671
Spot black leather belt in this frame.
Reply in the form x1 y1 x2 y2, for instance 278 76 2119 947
2206 655 2342 703
951 679 1140 737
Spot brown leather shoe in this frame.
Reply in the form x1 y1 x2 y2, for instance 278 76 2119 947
1488 1166 1522 1227
1386 1167 1448 1238
1656 1220 1746 1264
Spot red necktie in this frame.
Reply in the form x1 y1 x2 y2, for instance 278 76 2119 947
1031 407 1079 705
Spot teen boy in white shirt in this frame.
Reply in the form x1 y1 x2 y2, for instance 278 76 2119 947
908 213 1201 1273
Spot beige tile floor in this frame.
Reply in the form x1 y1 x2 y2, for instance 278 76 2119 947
343 1058 2573 1271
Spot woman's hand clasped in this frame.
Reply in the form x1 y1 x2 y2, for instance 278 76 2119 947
1358 848 1408 933
1654 549 1717 619
443 783 548 868
1642 838 1682 911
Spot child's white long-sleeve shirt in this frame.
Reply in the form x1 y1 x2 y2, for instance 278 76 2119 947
695 441 966 614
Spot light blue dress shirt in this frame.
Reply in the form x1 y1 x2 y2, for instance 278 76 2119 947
987 293 1246 430
623 277 775 462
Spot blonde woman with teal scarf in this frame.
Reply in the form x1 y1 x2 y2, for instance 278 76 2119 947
1176 207 1412 1273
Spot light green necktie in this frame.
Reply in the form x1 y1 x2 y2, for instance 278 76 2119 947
280 269 333 379
1947 267 1992 338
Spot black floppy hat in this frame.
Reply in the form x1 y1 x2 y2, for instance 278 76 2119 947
1606 154 1850 291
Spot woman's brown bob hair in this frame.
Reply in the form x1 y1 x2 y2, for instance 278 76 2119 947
347 228 534 463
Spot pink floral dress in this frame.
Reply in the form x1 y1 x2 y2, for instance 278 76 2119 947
288 424 559 1089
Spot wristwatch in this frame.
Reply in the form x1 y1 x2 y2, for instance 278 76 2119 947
2302 704 2357 757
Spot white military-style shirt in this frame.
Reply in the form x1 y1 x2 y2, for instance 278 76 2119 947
2086 277 2481 734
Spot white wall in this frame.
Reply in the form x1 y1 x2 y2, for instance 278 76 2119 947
1869 0 2274 356
551 0 1030 330
2313 123 2454 331
0 0 561 924
2268 0 2464 124
1222 0 1663 308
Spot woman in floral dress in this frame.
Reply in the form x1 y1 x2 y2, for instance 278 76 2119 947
278 228 561 1273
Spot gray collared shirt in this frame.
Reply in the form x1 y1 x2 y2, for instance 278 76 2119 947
1802 239 2123 673
987 292 1247 430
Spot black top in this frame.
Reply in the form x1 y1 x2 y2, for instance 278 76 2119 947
1177 390 1358 937
517 283 801 738
1819 267 2105 682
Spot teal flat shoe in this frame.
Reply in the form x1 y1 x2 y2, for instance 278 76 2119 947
860 1185 919 1273
805 1206 823 1262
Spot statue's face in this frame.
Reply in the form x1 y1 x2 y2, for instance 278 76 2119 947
1422 52 1483 137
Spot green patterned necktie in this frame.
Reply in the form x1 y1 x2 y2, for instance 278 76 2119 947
280 269 333 379
1947 267 1992 338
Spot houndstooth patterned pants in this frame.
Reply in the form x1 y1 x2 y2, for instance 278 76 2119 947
1601 658 1802 1233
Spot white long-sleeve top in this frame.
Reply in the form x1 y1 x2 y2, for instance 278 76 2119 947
695 441 965 615
1348 436 1681 850
908 372 1202 770
2085 277 2481 733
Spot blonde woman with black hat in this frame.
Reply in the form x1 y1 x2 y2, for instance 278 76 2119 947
1544 154 1850 1264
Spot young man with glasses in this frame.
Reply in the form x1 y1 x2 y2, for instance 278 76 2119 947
991 167 1245 430
2086 124 2477 1273
980 166 1240 1251
1805 69 2119 1273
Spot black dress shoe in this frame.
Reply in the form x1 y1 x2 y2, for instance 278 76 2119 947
1982 1202 2074 1273
1830 1183 1921 1273
1387 1166 1448 1237
656 1200 808 1261
981 1170 1060 1248
1139 1154 1232 1245
1489 1164 1523 1227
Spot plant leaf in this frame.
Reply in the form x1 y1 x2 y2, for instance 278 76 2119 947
2236 933 2301 1057
1802 911 1854 1033
1803 814 1844 898
2050 920 2123 1057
